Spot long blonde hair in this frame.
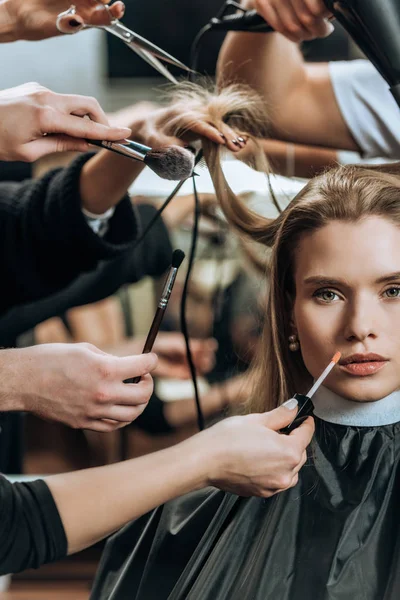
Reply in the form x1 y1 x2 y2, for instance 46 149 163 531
164 82 400 413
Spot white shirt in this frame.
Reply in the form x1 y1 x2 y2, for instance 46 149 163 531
329 59 400 159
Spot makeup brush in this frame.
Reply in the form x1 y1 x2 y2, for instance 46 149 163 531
87 138 195 181
124 248 185 384
280 351 341 434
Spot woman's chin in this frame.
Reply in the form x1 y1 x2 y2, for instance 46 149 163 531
327 377 400 403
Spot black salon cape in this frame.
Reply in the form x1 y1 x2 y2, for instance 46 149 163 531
91 417 400 600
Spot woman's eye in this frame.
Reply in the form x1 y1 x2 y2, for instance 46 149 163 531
384 287 400 298
313 289 339 303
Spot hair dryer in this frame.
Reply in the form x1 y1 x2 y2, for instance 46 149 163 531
210 0 400 109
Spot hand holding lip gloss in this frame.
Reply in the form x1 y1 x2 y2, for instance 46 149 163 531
280 352 341 435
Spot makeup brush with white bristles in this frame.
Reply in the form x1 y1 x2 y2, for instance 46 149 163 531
87 138 195 181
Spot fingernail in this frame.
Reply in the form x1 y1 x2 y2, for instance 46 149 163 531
220 133 226 139
232 139 240 146
282 398 298 410
324 20 335 36
237 137 245 143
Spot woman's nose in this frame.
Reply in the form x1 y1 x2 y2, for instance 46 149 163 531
343 298 378 342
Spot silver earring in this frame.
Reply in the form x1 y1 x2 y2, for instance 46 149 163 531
288 334 299 352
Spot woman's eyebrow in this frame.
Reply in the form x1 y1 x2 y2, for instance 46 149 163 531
303 276 345 286
375 272 400 284
303 272 400 286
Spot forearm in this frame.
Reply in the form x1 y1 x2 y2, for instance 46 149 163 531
46 435 208 554
217 1 306 131
217 1 357 149
0 1 16 42
254 139 338 178
80 149 145 215
0 348 30 412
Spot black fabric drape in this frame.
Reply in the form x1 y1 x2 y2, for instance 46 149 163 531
91 418 400 600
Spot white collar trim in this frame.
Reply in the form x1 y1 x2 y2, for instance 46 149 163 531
312 386 400 426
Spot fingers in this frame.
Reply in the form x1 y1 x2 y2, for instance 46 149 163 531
89 1 126 25
112 372 155 406
293 0 334 38
40 111 131 141
288 416 315 446
85 418 130 433
189 121 228 146
57 1 126 33
62 94 109 125
265 0 311 42
161 106 246 152
261 400 299 430
111 352 158 382
254 0 333 42
97 401 148 423
17 136 90 162
218 122 246 153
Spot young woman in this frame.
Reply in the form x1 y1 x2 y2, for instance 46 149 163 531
91 162 400 600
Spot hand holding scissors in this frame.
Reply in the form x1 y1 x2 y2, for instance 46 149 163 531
56 1 193 83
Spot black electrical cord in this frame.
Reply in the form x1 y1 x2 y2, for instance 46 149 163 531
179 170 204 431
190 24 212 75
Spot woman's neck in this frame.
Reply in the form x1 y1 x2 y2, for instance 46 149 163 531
312 386 400 426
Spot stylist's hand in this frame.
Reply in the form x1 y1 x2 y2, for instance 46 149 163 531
109 101 247 153
0 83 131 162
251 0 333 42
0 0 125 41
201 401 314 497
6 343 157 432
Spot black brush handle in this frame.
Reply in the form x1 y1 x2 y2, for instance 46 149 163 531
124 309 164 384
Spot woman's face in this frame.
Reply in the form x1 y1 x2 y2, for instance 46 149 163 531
293 216 400 401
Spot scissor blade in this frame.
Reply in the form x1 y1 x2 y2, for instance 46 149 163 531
127 42 178 83
128 31 193 73
102 19 192 72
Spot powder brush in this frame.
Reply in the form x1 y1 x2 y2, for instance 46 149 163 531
87 138 195 181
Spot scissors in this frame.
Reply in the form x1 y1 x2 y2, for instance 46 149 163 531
56 3 193 83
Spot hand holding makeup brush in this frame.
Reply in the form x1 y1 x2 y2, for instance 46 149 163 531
0 83 131 162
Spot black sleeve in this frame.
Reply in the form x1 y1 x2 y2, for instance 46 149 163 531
0 204 173 345
0 152 138 314
0 476 67 575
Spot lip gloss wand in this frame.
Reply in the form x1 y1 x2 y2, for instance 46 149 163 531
280 351 341 434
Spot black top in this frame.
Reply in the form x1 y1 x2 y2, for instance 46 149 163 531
91 418 400 600
0 476 67 575
0 152 138 315
0 204 171 346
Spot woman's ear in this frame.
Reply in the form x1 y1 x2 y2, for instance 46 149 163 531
285 291 296 330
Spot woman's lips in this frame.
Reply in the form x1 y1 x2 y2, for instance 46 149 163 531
339 361 388 376
339 353 389 377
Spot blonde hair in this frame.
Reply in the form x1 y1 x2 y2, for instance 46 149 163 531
164 82 400 413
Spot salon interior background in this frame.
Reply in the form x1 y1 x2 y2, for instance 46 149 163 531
0 0 360 111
